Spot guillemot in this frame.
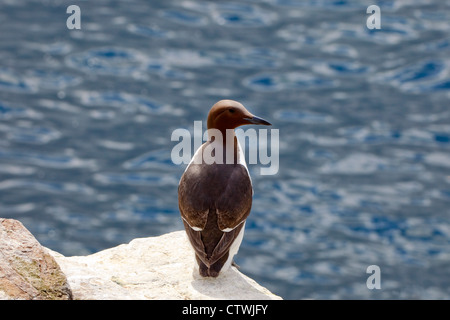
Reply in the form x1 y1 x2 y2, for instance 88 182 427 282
178 100 271 277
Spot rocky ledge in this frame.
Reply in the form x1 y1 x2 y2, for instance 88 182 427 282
0 218 72 300
0 218 282 300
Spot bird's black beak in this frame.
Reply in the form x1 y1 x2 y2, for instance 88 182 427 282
243 115 271 126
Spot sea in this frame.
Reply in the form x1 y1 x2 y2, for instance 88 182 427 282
0 0 449 299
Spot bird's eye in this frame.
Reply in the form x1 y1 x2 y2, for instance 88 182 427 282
229 108 235 113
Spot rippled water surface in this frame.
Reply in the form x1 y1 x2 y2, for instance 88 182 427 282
1 0 449 299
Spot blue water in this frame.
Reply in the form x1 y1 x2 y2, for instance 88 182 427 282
1 0 449 299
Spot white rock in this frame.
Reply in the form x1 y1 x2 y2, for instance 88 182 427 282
47 230 282 300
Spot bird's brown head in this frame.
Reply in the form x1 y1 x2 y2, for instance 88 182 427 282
206 100 271 132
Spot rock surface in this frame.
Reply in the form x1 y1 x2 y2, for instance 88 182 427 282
0 218 281 300
0 218 72 300
49 230 282 300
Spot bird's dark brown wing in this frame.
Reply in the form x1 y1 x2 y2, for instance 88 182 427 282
178 158 252 231
182 210 246 269
215 165 252 231
178 159 253 271
178 164 210 231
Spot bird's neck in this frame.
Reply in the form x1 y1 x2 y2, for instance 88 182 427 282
207 127 238 164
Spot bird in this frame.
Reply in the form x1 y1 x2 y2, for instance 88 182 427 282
178 99 271 277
